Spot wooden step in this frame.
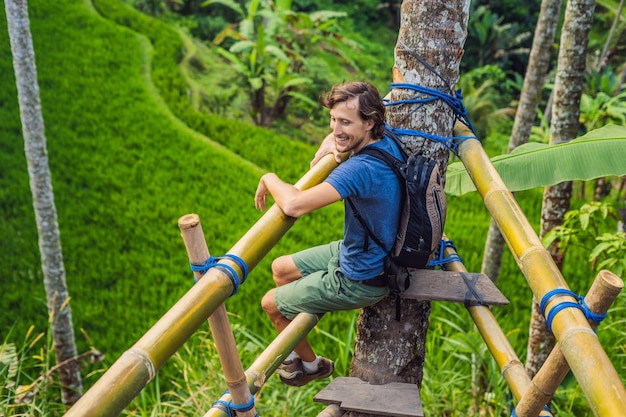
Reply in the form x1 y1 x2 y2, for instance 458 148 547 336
397 269 509 306
314 377 423 417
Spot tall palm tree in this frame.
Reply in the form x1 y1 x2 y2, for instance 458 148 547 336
4 0 82 405
348 0 470 391
481 0 564 284
526 0 597 378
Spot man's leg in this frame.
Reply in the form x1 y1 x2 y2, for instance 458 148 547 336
261 288 333 386
271 255 302 287
268 254 317 360
261 242 339 386
261 288 316 362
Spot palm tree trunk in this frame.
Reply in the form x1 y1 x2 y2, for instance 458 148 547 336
481 0 563 284
5 0 82 404
348 1 469 413
526 0 596 379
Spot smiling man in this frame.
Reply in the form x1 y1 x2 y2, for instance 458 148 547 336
255 81 404 387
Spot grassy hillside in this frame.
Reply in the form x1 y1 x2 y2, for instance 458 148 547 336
0 0 346 363
1 0 623 415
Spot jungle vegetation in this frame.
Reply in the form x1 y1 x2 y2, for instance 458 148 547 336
1 0 625 415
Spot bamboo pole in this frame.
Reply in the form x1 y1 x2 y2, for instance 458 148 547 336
439 234 552 416
454 123 626 416
179 214 257 417
203 312 319 417
515 270 623 416
64 154 341 417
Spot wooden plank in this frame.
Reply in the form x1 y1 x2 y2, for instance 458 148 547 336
314 377 423 417
397 269 509 306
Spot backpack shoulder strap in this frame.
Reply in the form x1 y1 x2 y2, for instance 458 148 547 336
346 197 390 255
384 128 409 159
357 146 404 183
348 147 404 255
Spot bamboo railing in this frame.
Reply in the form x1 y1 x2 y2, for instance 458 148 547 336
64 126 626 417
454 124 626 416
179 214 257 417
436 236 553 416
438 236 623 417
64 154 342 417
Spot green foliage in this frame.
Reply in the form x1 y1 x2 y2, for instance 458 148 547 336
92 0 316 182
207 0 352 126
446 125 626 196
2 0 625 416
543 201 626 276
127 0 396 139
529 106 552 144
458 65 518 139
124 0 168 17
580 90 626 132
463 4 532 73
292 0 399 29
0 326 55 417
590 0 626 69
0 325 102 417
586 66 624 97
589 231 626 275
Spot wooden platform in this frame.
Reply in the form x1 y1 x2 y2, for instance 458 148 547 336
398 269 509 306
314 377 423 417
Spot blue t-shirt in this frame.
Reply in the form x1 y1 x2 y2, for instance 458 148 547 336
325 134 403 280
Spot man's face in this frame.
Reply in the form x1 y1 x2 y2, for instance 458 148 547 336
329 98 374 154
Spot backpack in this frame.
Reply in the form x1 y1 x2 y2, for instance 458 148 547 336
347 130 447 308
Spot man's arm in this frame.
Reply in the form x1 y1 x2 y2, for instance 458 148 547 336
255 173 341 218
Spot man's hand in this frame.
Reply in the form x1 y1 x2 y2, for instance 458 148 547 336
254 172 341 218
255 174 271 211
310 133 344 167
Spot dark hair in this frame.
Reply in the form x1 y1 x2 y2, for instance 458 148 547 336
320 81 386 139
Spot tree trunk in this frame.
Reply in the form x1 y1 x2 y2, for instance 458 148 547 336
526 0 596 379
4 0 83 405
348 1 469 414
481 0 563 284
481 221 506 282
593 177 612 200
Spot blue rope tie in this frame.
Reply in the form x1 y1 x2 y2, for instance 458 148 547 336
393 40 476 135
539 288 607 334
428 239 464 269
190 255 218 276
387 82 475 133
190 254 249 296
381 43 479 156
511 404 553 416
384 124 473 155
222 253 249 284
212 390 258 417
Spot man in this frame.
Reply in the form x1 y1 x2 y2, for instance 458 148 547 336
254 81 403 386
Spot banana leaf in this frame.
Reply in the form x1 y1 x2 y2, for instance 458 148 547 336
445 124 626 196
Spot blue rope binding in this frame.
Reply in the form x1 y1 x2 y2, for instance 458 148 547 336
382 41 478 155
539 288 607 334
212 390 258 417
428 239 464 269
190 254 249 296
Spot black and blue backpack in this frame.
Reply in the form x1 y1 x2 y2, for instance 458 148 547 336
347 130 447 302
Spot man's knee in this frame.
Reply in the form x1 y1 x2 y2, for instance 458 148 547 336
261 289 278 315
271 255 300 286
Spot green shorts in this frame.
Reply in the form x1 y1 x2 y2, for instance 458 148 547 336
274 241 389 320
